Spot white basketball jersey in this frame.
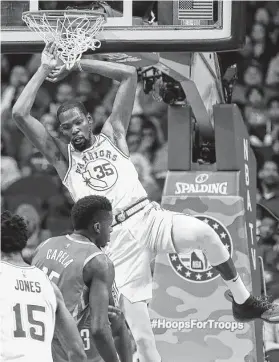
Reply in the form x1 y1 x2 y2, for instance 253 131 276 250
63 133 147 209
0 261 57 362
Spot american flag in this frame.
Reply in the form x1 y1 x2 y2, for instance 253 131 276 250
178 0 214 20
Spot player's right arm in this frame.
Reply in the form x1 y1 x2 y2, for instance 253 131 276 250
52 283 87 362
12 43 68 180
84 254 120 362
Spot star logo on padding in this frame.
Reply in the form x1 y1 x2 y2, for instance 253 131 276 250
168 215 233 283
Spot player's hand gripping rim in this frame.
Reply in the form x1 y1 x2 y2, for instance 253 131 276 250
46 63 68 83
46 59 82 83
41 41 60 72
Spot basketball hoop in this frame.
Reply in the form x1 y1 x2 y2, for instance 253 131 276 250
22 10 107 70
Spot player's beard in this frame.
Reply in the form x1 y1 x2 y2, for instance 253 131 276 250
72 136 90 152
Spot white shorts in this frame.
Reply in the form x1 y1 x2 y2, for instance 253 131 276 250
105 202 176 303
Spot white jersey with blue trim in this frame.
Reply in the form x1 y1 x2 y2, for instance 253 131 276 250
63 133 147 209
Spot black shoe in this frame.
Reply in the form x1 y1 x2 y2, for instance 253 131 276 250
229 293 279 324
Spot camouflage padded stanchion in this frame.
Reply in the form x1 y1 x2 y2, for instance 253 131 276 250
149 104 264 362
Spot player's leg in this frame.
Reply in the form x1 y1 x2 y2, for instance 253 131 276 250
109 219 161 362
146 207 279 323
119 295 161 362
148 208 247 303
170 213 279 323
171 214 248 300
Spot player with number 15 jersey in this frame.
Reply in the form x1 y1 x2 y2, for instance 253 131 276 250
1 210 86 362
0 262 57 362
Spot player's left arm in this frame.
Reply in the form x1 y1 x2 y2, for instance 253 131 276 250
80 60 137 128
85 255 120 362
52 283 87 362
108 304 133 362
82 60 137 156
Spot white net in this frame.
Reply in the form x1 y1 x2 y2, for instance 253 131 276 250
22 11 106 70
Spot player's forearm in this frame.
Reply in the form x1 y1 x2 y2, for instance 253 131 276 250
92 325 120 362
62 331 87 362
68 343 87 362
113 322 133 362
54 285 87 362
12 65 50 116
79 59 136 83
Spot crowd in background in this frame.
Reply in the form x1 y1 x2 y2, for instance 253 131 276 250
230 1 279 309
1 0 279 356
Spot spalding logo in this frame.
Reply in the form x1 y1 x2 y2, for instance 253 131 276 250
195 174 209 183
169 216 233 283
175 182 228 195
175 173 229 195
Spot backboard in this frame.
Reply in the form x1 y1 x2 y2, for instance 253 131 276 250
1 1 245 54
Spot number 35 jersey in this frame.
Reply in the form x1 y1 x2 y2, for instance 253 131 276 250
0 261 56 362
63 133 147 209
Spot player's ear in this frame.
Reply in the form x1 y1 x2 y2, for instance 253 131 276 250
93 222 101 234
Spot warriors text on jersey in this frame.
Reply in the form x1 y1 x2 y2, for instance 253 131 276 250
63 133 147 209
32 233 119 362
0 261 56 362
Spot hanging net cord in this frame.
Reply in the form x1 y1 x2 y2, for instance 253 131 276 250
22 12 106 69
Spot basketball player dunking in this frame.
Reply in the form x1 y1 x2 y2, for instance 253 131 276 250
13 42 279 362
1 211 87 362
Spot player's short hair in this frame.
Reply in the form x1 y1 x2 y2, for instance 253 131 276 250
71 196 112 229
1 211 28 253
57 100 88 121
